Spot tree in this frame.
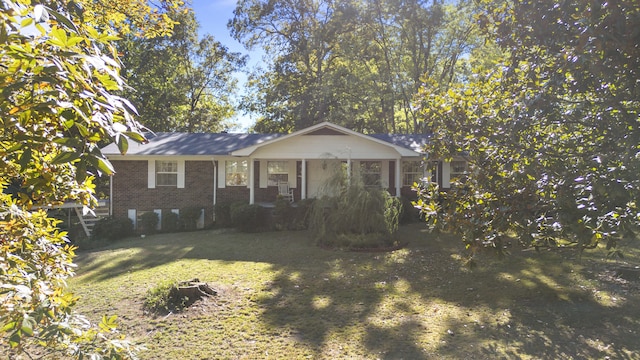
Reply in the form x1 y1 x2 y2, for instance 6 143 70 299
118 9 246 132
0 0 179 357
415 0 640 261
230 0 481 133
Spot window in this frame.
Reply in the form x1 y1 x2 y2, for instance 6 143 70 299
156 160 178 186
450 160 468 183
226 160 248 186
360 161 381 186
267 161 289 186
402 161 423 186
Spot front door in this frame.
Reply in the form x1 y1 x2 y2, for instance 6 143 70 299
307 159 342 198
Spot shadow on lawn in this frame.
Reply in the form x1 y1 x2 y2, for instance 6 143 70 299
75 225 640 358
246 227 640 358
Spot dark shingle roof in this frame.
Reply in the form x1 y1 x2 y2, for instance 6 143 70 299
102 132 281 156
102 131 429 156
370 134 430 153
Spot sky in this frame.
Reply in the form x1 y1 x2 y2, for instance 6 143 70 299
191 0 260 131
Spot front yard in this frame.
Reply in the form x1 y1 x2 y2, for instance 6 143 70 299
70 224 640 359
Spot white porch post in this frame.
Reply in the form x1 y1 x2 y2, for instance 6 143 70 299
301 159 307 200
249 158 255 204
395 158 402 197
347 158 351 186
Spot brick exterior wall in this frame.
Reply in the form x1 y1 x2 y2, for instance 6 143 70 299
111 159 416 226
111 160 215 226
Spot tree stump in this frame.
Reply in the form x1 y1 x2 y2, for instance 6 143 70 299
169 279 217 307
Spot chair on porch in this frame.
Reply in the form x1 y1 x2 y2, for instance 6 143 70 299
277 181 294 203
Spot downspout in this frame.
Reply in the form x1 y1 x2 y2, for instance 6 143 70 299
109 174 113 216
212 159 217 222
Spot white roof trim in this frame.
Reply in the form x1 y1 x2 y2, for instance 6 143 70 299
230 122 421 157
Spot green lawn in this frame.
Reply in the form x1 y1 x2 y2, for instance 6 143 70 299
70 224 640 359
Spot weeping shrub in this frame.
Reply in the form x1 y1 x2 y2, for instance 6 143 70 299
309 173 403 249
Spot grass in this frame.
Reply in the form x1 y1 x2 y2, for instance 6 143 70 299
69 225 640 359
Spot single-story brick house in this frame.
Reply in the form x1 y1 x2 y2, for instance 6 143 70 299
101 122 467 229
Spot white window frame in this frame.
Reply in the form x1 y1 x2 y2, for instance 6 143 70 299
226 160 248 186
155 160 178 187
402 160 423 187
450 160 468 183
267 161 289 186
360 161 382 187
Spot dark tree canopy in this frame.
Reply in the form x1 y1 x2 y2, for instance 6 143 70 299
416 0 640 260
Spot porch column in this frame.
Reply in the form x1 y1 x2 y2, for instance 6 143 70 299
347 158 351 186
395 158 401 197
249 158 255 204
301 159 307 200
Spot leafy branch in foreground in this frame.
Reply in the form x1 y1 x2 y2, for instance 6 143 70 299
415 0 640 261
0 0 178 357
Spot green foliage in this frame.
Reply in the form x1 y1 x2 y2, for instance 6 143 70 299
92 217 134 241
230 202 260 233
232 0 482 133
162 211 181 233
214 202 233 228
180 207 202 230
118 9 246 132
140 211 159 233
416 0 640 258
272 198 314 231
0 1 179 357
309 175 403 249
143 281 187 313
399 196 421 224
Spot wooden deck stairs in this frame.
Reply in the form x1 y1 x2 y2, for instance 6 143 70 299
75 200 110 238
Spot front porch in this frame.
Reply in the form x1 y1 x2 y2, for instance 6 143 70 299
250 158 407 204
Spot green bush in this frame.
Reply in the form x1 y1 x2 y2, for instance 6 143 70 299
139 211 159 233
271 198 315 231
92 216 134 241
214 202 233 228
181 207 202 230
143 280 187 313
162 211 180 232
230 202 259 232
272 198 292 230
309 175 402 250
399 196 421 224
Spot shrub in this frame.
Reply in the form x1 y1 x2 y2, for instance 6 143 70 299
400 196 421 224
272 198 293 230
230 202 259 232
162 211 180 232
139 211 159 233
92 216 134 241
214 202 233 228
309 175 402 250
181 207 202 230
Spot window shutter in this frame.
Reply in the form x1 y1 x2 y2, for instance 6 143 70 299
442 161 451 188
288 160 296 188
148 160 155 188
218 161 226 188
177 160 185 188
259 160 267 188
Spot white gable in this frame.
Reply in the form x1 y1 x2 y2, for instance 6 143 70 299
231 122 420 159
